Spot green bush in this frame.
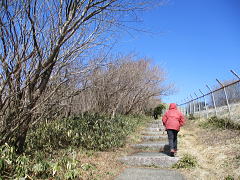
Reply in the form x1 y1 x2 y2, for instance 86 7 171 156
26 114 146 152
153 104 166 116
172 154 197 169
0 144 83 179
1 115 148 179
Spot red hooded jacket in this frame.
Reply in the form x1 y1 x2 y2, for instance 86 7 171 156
162 103 185 131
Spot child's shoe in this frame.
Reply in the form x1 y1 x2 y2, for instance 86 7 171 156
170 152 175 157
170 149 175 157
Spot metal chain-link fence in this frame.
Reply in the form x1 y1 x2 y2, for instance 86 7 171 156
178 70 240 124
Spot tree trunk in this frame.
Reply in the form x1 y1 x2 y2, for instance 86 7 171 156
14 114 32 154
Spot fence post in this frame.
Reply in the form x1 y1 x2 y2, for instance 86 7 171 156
187 99 190 115
190 94 195 114
195 92 201 111
199 89 209 119
216 79 231 119
184 99 189 115
185 99 189 116
187 97 191 115
194 92 201 117
184 105 188 115
206 85 217 116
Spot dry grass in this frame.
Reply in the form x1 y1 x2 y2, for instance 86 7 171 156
74 150 124 180
76 146 141 179
177 118 240 180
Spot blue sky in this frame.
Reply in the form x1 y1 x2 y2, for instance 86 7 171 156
113 0 240 104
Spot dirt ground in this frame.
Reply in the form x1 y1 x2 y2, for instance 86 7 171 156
177 118 240 180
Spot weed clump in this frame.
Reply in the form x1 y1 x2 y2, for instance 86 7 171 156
199 116 240 130
188 114 197 120
225 175 234 180
172 154 197 169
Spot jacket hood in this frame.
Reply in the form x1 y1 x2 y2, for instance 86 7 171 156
169 103 177 110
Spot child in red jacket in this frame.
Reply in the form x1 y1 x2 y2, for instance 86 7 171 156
162 103 185 157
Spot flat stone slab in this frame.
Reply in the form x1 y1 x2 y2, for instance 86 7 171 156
131 142 168 151
115 168 184 180
145 127 165 132
141 131 167 136
151 120 163 124
147 124 165 129
119 152 179 168
141 135 167 141
147 123 164 128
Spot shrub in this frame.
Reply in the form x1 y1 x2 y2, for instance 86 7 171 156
153 104 166 116
152 104 166 119
1 115 148 179
172 154 197 169
0 144 82 179
26 114 147 152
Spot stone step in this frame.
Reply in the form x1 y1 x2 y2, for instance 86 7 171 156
141 135 167 141
115 167 184 180
151 120 163 124
119 152 179 168
131 142 169 151
141 131 167 136
147 123 164 128
144 127 165 132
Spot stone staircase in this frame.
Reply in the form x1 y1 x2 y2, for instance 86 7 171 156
115 119 185 180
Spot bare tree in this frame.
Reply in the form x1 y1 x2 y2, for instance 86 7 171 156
69 54 172 118
0 0 154 153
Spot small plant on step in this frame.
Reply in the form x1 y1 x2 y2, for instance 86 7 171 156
224 175 234 180
172 154 197 169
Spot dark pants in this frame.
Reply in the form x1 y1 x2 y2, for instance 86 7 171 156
167 129 178 151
